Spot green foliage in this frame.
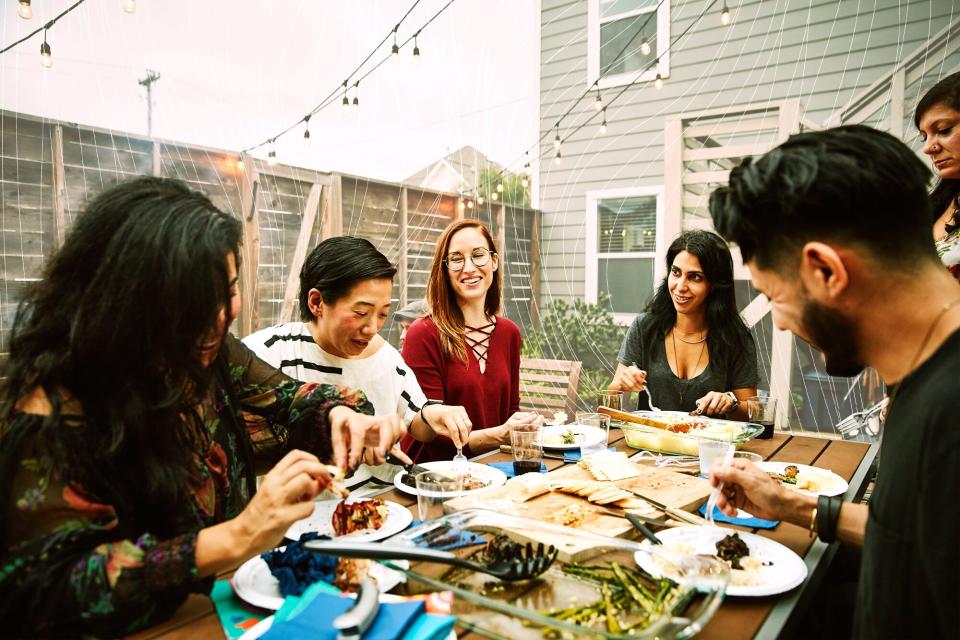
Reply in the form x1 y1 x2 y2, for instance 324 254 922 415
523 294 627 410
477 167 530 208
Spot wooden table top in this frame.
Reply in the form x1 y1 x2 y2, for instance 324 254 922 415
128 430 875 640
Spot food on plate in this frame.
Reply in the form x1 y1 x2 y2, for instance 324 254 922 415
548 411 568 425
767 465 839 494
460 473 490 491
331 499 388 536
506 473 551 502
542 428 579 446
319 464 348 497
334 557 372 591
715 532 750 569
579 451 641 481
655 536 764 587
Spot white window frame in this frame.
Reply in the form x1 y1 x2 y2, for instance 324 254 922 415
585 186 665 325
587 0 671 90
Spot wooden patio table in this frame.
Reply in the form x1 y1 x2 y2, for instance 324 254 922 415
128 430 876 640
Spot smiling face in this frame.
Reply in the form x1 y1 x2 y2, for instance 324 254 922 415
197 252 241 368
311 278 393 358
668 251 710 318
918 102 960 180
444 226 499 305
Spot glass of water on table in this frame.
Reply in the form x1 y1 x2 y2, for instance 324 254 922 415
576 412 611 458
597 390 626 427
510 427 543 476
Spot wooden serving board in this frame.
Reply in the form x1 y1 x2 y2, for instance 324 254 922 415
443 464 712 562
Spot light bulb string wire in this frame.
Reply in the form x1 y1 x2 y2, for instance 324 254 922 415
0 0 88 56
461 0 718 200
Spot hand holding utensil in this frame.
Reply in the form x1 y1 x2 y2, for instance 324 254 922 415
631 362 661 411
704 444 736 528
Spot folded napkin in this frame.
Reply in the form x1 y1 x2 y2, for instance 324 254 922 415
407 519 488 550
211 579 268 639
488 460 547 478
698 504 779 529
261 592 424 640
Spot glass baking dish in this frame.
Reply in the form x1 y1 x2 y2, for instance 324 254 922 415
621 411 764 456
384 508 729 639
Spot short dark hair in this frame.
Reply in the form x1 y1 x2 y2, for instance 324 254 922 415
709 124 935 272
298 236 397 321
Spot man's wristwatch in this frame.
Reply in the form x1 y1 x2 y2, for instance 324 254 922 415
724 391 740 413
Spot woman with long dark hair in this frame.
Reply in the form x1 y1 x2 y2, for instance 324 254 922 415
915 70 960 280
0 177 404 636
400 219 542 462
608 230 758 418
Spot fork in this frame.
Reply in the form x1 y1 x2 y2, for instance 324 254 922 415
704 444 736 528
632 362 661 411
304 540 558 582
452 446 468 469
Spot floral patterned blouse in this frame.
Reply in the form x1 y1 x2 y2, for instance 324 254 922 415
936 225 960 280
0 335 372 637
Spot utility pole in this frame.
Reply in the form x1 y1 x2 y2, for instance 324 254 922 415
138 69 161 137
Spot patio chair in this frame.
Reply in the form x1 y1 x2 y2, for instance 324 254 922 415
518 357 582 419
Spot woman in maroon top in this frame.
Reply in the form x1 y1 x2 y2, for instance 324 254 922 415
401 219 542 462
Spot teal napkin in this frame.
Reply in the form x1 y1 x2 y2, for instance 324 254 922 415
261 592 425 640
699 504 779 529
211 579 268 639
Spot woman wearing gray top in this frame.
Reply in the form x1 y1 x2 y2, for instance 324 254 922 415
609 230 759 418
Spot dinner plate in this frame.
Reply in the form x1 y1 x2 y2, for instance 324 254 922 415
539 423 607 451
758 461 848 497
232 549 407 610
393 461 507 497
284 499 413 542
635 526 807 597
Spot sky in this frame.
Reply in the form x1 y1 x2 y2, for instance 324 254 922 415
0 0 540 182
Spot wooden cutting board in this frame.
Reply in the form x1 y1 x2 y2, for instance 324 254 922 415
443 463 712 562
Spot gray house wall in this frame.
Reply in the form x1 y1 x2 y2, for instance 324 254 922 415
538 0 958 302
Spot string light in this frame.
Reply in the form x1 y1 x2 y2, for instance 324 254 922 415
521 158 531 188
496 182 503 193
458 199 466 212
18 1 31 20
303 115 311 139
600 107 607 134
594 87 603 111
352 82 359 107
391 27 400 57
267 141 277 166
720 4 731 25
553 125 561 150
40 29 51 68
122 0 136 14
236 156 244 171
654 71 664 89
477 195 485 205
342 81 349 107
554 149 562 164
640 39 651 56
466 199 474 209
413 33 420 58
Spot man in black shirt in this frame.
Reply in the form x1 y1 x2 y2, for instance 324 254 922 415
707 124 960 638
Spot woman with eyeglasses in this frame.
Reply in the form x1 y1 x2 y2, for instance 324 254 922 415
401 219 543 462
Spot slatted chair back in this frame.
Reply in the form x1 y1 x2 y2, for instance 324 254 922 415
518 357 583 418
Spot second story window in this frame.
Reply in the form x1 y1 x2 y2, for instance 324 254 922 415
588 0 670 89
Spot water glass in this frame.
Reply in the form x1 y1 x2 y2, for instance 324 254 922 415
415 471 463 521
510 427 543 476
733 451 763 465
597 391 626 427
698 439 735 476
576 413 610 458
745 394 778 440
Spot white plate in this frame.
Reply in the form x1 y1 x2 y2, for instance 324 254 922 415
393 461 507 497
539 424 607 451
232 549 407 610
284 499 413 542
758 462 848 497
635 526 807 597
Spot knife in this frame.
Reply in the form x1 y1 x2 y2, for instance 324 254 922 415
385 453 455 487
620 487 707 526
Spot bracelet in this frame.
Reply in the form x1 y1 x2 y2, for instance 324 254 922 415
808 506 818 539
418 400 443 430
816 495 843 543
724 391 740 414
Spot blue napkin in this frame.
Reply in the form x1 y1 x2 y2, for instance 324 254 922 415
488 460 547 478
262 593 424 640
211 579 268 639
699 504 779 529
407 519 488 550
404 613 457 640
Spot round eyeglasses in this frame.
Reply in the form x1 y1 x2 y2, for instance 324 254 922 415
444 247 495 271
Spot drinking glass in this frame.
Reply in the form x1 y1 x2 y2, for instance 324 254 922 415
698 440 734 476
597 391 626 427
510 427 543 476
415 471 463 521
733 451 762 465
745 394 778 440
576 413 610 458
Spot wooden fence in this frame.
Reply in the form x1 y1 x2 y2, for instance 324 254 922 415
0 109 540 358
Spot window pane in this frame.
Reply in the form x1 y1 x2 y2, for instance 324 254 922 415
599 257 655 314
600 0 657 20
600 13 657 77
598 196 657 253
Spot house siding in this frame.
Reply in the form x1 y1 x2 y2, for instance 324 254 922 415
538 0 958 301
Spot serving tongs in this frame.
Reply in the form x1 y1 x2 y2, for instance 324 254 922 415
304 539 558 581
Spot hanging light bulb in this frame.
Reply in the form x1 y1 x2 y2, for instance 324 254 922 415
554 150 562 164
413 33 420 59
342 81 349 107
236 156 245 171
18 0 31 20
553 125 561 150
640 39 651 56
391 29 399 58
496 182 503 193
600 108 608 134
121 0 136 14
458 199 466 212
720 4 732 25
303 115 311 140
268 142 278 166
491 191 499 202
654 72 664 90
352 82 359 107
594 88 603 111
477 195 485 205
40 31 52 68
466 199 474 209
521 176 529 188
